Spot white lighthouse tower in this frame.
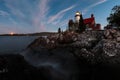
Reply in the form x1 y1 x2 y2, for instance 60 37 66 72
75 11 81 23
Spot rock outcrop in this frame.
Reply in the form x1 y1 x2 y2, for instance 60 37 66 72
0 54 47 80
39 30 120 64
1 29 120 80
20 30 120 80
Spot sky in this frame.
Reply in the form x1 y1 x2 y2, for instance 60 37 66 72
0 0 120 34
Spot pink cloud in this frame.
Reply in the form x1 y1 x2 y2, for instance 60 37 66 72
33 0 49 32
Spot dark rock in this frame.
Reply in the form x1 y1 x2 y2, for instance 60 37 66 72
23 30 120 80
2 30 120 80
0 54 46 80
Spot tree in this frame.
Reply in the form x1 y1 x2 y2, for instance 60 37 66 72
107 5 120 28
58 27 61 33
68 19 74 31
79 14 86 32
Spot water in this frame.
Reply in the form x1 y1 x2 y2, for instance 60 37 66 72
0 36 39 54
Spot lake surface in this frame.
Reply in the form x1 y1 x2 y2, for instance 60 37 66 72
0 36 39 54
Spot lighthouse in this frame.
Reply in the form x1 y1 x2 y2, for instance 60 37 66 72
75 11 81 23
68 11 101 32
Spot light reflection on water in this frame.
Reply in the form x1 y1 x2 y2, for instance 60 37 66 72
0 36 39 54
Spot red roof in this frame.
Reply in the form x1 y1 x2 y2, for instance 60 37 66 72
83 17 95 24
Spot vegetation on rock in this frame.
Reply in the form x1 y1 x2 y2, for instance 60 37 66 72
107 5 120 28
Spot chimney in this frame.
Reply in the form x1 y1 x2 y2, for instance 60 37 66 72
91 14 94 18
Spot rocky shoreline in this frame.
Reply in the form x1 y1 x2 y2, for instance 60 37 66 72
26 29 120 64
1 29 120 80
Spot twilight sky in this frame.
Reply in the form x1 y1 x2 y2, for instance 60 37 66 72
0 0 120 34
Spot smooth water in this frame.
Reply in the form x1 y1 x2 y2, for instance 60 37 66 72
0 36 39 54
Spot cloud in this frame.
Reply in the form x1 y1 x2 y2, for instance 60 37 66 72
3 0 25 26
32 0 75 32
82 0 107 14
89 0 107 8
4 1 25 18
3 0 50 32
33 0 49 32
2 0 76 33
0 10 18 25
8 17 18 25
0 10 9 16
48 5 76 24
0 0 80 33
4 0 35 25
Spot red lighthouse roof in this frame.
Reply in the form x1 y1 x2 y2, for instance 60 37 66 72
83 17 95 24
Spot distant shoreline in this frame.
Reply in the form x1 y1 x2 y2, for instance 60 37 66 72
0 30 104 36
0 32 57 36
